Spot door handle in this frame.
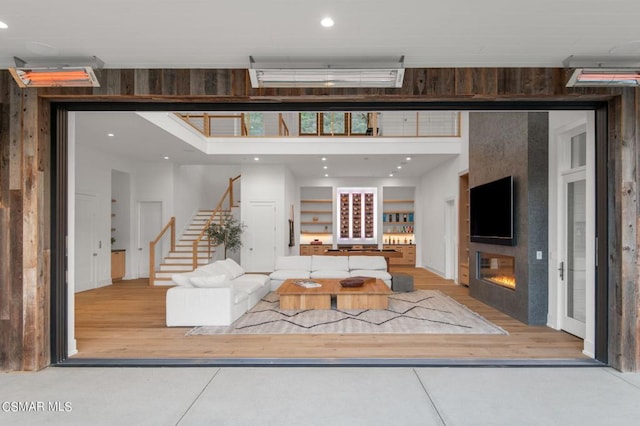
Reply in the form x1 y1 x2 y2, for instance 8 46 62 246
558 261 564 280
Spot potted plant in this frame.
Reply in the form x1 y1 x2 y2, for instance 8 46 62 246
205 214 245 259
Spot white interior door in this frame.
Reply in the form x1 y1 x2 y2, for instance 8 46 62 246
138 201 163 278
244 201 276 272
75 193 98 292
555 126 595 347
560 171 587 338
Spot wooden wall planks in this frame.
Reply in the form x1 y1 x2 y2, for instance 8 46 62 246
0 67 637 371
616 88 639 371
27 68 615 100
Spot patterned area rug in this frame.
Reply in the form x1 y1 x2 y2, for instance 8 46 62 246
187 290 507 336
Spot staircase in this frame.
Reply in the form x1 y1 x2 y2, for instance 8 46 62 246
149 174 241 286
152 210 227 285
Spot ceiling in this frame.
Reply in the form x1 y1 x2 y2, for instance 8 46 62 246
1 1 640 69
8 2 632 178
74 112 456 178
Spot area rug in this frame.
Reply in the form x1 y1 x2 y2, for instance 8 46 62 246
187 290 508 336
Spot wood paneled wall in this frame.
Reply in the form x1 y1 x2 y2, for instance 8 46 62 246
608 89 640 371
0 68 637 371
0 75 50 371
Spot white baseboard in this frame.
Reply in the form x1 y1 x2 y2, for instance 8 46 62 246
420 265 447 279
68 339 78 356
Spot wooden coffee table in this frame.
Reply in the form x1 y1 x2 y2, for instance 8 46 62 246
277 278 392 310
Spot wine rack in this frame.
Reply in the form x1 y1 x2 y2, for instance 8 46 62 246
340 193 350 239
337 188 377 243
364 192 374 238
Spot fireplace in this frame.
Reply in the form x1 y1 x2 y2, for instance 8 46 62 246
478 252 516 290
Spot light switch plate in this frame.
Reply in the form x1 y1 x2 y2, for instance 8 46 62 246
536 251 543 260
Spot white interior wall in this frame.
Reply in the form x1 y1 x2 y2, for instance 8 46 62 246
417 157 463 275
76 144 138 285
173 164 242 235
240 164 286 267
76 146 175 281
76 144 238 282
415 112 469 276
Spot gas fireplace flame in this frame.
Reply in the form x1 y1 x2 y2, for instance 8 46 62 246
487 275 516 289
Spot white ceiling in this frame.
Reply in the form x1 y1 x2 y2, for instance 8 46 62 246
1 1 640 69
10 2 634 178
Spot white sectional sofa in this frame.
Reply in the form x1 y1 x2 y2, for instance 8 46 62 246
166 258 270 327
269 255 392 290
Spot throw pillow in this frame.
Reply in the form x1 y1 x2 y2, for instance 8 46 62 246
223 258 245 279
172 270 208 287
196 261 232 280
189 275 228 288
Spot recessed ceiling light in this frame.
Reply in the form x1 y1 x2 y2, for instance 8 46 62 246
108 133 114 137
254 157 259 161
323 165 328 169
320 17 334 28
406 157 412 161
324 174 329 177
0 21 8 29
397 165 402 169
163 156 169 160
389 173 394 177
321 157 327 161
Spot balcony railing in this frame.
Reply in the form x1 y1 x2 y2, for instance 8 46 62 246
175 111 461 139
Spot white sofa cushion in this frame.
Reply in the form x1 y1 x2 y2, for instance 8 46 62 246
233 274 271 308
275 256 311 271
223 258 245 279
232 280 263 295
348 255 387 271
311 270 351 279
270 270 311 280
166 286 249 326
172 270 210 287
311 255 349 272
237 273 270 286
189 275 228 288
350 270 392 287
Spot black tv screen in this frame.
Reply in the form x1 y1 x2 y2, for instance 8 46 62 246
470 176 515 246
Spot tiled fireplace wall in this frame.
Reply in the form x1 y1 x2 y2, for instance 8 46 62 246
468 112 549 325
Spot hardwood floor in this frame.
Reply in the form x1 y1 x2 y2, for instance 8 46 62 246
73 267 586 361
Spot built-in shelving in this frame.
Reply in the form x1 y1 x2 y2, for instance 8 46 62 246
382 197 414 244
458 173 470 286
299 187 334 245
111 199 117 244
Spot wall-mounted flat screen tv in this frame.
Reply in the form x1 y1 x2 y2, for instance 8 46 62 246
470 176 515 246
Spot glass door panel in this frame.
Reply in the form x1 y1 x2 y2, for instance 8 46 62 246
565 178 587 329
